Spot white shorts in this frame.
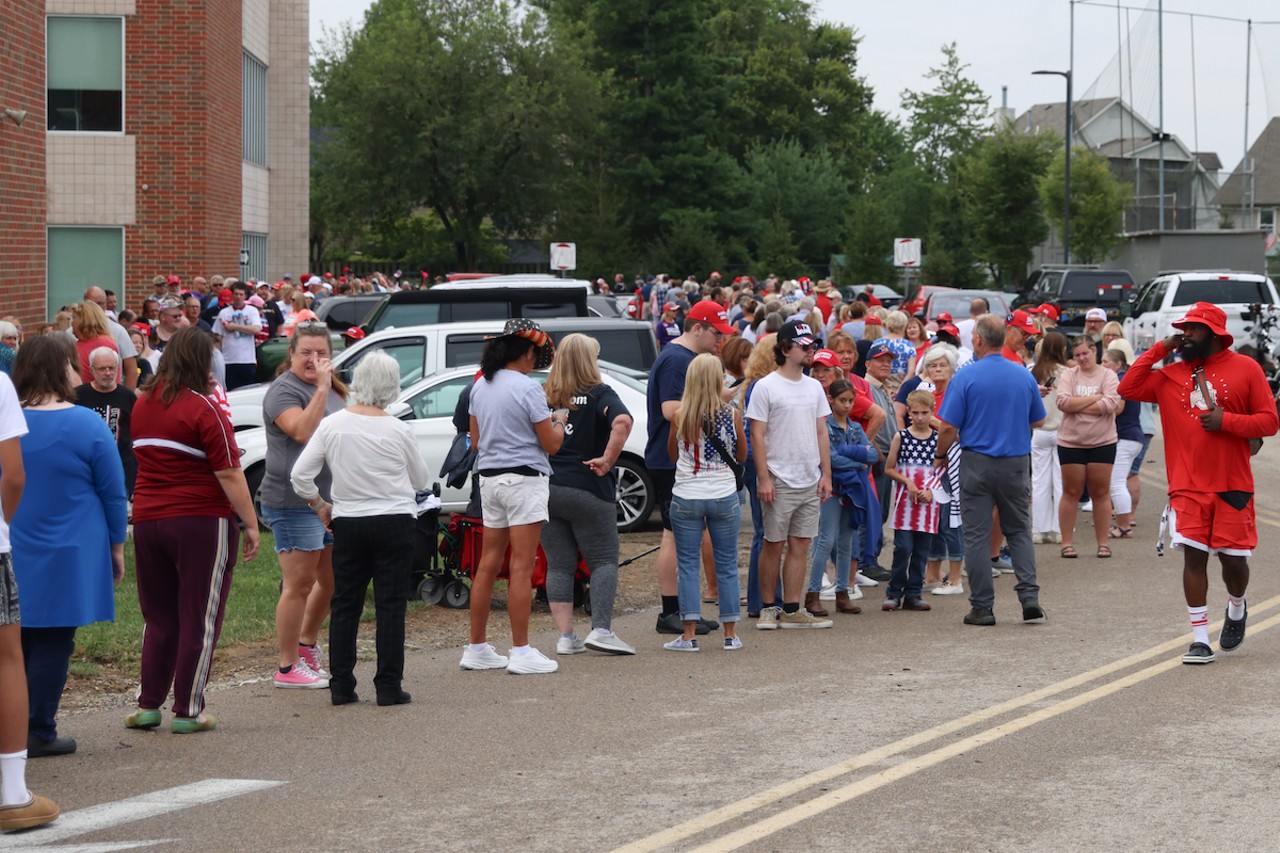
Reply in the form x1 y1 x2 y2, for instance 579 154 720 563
479 472 550 528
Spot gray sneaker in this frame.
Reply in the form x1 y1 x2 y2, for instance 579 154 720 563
556 634 587 655
778 607 834 629
584 628 636 655
756 606 781 630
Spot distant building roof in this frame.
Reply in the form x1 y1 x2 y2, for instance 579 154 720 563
1217 116 1280 208
1014 97 1117 136
1194 152 1223 173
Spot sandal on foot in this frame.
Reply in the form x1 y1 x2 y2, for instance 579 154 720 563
1108 525 1133 539
124 709 162 729
1097 545 1112 558
1060 545 1078 559
171 713 216 734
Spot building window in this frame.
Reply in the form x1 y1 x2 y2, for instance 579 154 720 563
47 227 124 317
241 232 268 282
243 52 267 166
47 17 124 132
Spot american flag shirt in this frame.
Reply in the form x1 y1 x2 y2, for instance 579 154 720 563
890 428 941 533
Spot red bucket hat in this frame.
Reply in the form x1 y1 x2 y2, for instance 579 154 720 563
1172 302 1233 346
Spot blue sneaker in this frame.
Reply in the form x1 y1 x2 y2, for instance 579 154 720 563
663 637 699 652
723 636 743 651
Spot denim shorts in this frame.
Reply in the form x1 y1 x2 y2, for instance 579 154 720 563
1130 434 1152 476
261 505 334 553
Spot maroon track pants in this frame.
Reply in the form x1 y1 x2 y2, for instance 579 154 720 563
133 516 238 718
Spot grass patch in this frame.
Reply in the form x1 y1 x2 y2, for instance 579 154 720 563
74 533 437 676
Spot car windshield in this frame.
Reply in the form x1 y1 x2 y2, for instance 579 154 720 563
928 293 1009 318
1059 273 1133 303
1169 278 1274 306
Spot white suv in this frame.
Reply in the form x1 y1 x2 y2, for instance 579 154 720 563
1122 271 1280 353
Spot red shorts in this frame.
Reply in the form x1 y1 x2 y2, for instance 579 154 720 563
1169 490 1256 555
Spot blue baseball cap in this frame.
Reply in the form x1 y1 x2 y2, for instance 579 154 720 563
866 340 894 360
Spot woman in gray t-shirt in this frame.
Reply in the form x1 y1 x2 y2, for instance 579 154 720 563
260 322 347 689
460 319 565 676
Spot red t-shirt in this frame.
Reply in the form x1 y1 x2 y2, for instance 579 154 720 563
848 374 875 430
1117 343 1278 494
131 384 242 521
76 336 118 383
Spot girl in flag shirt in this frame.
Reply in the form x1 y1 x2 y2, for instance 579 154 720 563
883 389 941 612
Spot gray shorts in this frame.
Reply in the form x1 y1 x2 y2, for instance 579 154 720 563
0 553 19 626
761 482 821 542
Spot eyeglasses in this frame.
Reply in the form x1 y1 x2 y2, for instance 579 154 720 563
796 343 818 351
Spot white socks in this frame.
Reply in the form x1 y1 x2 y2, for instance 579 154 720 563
1188 605 1210 645
0 750 29 806
510 645 531 657
1228 595 1246 621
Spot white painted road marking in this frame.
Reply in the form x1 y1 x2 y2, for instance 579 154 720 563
0 779 284 849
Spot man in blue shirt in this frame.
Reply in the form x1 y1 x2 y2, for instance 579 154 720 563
936 314 1047 626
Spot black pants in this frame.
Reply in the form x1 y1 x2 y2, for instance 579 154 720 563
22 626 77 742
328 514 415 698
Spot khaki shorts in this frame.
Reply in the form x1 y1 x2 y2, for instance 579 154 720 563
0 553 19 626
761 482 821 542
479 472 550 528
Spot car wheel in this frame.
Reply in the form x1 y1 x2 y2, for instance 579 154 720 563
244 462 266 531
614 456 654 533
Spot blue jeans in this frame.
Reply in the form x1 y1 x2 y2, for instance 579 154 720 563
887 529 933 600
22 626 77 742
928 508 965 561
671 493 742 624
808 497 860 592
743 464 779 614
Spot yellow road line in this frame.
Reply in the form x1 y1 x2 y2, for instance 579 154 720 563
615 596 1280 853
692 611 1280 852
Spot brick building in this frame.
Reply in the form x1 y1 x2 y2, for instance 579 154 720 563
0 0 309 326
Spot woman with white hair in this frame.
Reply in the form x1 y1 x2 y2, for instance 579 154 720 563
291 350 430 706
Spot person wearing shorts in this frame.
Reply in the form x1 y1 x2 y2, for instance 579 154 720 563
1118 302 1279 664
1055 335 1122 559
746 318 833 630
460 319 565 675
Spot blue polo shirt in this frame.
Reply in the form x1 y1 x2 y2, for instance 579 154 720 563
644 341 697 469
937 353 1045 457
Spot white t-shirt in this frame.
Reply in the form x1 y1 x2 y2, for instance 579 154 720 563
212 305 263 364
745 371 830 489
0 373 30 552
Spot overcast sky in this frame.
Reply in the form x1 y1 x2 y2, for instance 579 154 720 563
309 0 1280 174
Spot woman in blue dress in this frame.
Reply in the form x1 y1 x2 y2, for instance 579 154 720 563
11 337 127 757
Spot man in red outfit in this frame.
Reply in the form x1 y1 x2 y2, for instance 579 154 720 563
1117 303 1279 664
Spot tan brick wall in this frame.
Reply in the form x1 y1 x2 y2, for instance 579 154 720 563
0 0 50 326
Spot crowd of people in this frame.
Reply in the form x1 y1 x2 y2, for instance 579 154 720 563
0 266 1276 834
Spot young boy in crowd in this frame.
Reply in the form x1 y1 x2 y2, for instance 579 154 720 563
883 389 941 612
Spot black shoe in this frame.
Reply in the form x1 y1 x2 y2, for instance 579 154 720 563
901 596 932 612
376 689 412 706
655 612 718 635
331 690 360 706
1182 641 1216 664
1022 599 1046 622
26 734 76 757
963 606 996 626
862 564 892 582
1219 604 1247 651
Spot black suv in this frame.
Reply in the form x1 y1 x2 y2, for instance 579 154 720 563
1019 267 1137 328
362 283 588 333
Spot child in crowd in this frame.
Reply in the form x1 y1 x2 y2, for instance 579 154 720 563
884 389 940 612
807 379 878 616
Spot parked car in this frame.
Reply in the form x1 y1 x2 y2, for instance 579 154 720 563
899 285 956 318
361 277 590 333
1018 266 1138 329
253 295 387 382
920 289 1012 324
238 363 655 532
227 317 660 430
1121 270 1280 353
838 284 903 309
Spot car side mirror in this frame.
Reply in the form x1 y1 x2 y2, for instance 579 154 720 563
1118 299 1133 319
387 401 412 420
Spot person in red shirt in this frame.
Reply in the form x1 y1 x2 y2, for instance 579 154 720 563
1002 310 1040 364
1117 302 1279 665
814 280 835 324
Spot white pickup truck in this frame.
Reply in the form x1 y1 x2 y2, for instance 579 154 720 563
1122 270 1280 353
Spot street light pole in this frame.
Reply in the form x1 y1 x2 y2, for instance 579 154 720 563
1033 69 1073 264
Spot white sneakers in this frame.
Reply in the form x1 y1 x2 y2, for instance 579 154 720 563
556 634 587 655
584 628 636 655
854 571 879 587
460 643 558 674
930 581 965 595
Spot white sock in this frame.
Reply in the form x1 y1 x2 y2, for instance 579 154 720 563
1228 595 1246 621
510 645 531 656
468 643 491 654
1188 605 1210 645
592 628 613 637
0 750 30 806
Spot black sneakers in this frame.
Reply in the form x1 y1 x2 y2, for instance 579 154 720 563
963 606 996 626
1182 642 1216 664
1219 604 1247 652
1022 599 1046 622
861 564 892 582
655 612 719 635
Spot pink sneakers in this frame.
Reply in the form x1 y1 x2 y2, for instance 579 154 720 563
273 661 329 689
298 643 329 677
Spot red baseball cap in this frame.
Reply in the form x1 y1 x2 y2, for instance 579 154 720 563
1172 301 1233 346
811 349 841 368
864 315 882 326
1029 303 1061 323
686 300 737 335
218 288 234 306
1006 309 1039 336
165 275 181 285
935 311 953 323
940 323 960 336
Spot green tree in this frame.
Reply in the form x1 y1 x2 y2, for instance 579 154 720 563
961 128 1056 286
312 0 601 270
900 43 990 182
1040 146 1130 264
741 138 846 265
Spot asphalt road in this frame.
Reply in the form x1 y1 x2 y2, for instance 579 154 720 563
6 433 1280 852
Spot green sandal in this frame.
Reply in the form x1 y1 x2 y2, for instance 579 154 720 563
171 713 216 734
124 709 162 729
